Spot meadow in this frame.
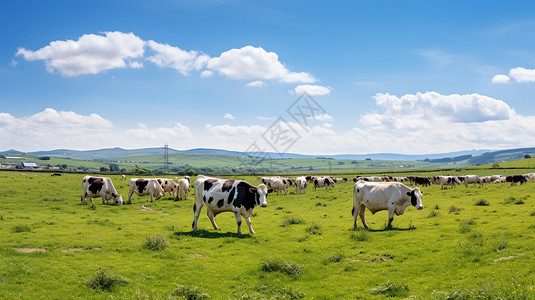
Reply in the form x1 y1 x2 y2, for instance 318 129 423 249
1 166 535 299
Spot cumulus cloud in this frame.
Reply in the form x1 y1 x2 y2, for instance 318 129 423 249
206 124 266 136
0 108 115 151
308 113 333 122
146 40 209 75
200 70 213 78
509 67 535 83
16 31 145 76
291 84 331 96
223 113 235 120
491 74 510 84
206 46 316 83
246 80 267 87
125 123 192 140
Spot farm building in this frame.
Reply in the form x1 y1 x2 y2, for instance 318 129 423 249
18 162 39 169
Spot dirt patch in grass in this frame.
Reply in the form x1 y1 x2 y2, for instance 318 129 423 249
187 253 209 258
61 248 101 253
16 248 47 253
348 255 394 263
137 205 170 215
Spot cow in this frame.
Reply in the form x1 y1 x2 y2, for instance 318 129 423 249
193 175 273 234
358 176 383 182
314 176 335 190
178 177 190 200
433 176 460 189
155 178 179 197
333 178 348 184
506 175 527 186
81 176 123 206
524 173 535 181
295 176 308 194
392 177 408 182
352 180 423 230
457 175 482 187
127 178 165 204
407 176 430 186
270 177 291 195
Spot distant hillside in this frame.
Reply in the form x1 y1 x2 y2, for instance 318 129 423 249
12 147 495 162
467 147 535 165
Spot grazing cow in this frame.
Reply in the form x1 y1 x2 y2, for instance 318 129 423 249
271 177 291 195
392 177 409 183
357 176 383 182
178 178 190 200
81 176 123 206
407 176 431 186
121 174 126 179
524 173 535 181
127 178 165 204
333 178 348 183
193 176 273 234
433 176 460 189
295 176 308 194
314 176 335 190
155 178 179 197
457 175 482 187
506 175 527 186
352 180 423 230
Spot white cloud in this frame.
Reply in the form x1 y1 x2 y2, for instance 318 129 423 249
200 70 213 78
308 113 333 122
206 124 266 136
509 67 535 83
257 116 276 121
246 80 267 87
291 84 331 96
223 113 235 120
146 40 208 75
16 31 145 76
125 123 192 140
206 46 316 83
0 108 115 151
491 74 510 84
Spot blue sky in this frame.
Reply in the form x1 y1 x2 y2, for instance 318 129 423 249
1 0 535 155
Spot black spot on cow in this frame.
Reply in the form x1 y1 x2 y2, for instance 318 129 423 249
204 179 218 191
235 181 257 210
88 177 104 195
208 197 214 204
217 199 224 208
203 195 206 203
193 203 196 213
222 180 235 192
135 179 149 194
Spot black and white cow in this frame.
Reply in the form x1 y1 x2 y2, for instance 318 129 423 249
313 176 335 190
192 176 273 234
352 180 423 230
433 176 460 189
127 178 165 204
81 176 123 206
506 175 527 186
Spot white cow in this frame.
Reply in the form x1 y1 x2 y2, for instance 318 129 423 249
81 176 123 206
295 176 308 194
524 173 535 181
352 180 423 230
178 177 190 200
193 175 273 234
313 176 335 190
127 178 165 204
155 178 179 197
458 175 482 187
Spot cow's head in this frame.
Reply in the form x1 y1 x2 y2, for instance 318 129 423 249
250 184 273 207
406 188 423 210
114 194 123 206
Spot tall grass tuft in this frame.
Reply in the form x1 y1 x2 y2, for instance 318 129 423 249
306 223 322 235
142 234 169 251
281 215 304 227
260 258 303 276
370 281 409 297
350 229 371 242
475 199 490 206
85 268 129 291
12 224 31 233
170 284 210 300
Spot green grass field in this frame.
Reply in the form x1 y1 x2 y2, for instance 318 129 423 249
1 167 535 299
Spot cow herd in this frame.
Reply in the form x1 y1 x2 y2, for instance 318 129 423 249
80 172 535 234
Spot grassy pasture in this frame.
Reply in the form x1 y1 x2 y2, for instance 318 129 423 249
1 169 535 299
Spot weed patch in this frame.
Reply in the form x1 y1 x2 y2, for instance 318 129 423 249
370 281 409 297
459 219 476 233
170 284 210 300
350 229 371 242
85 268 129 291
281 215 304 227
475 199 490 206
324 252 344 264
142 234 169 251
260 258 303 276
12 224 31 233
306 223 322 235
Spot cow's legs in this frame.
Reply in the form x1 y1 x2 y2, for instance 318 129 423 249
192 201 203 232
127 191 133 204
387 208 395 230
233 211 243 234
358 205 369 229
242 209 255 234
207 208 220 230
